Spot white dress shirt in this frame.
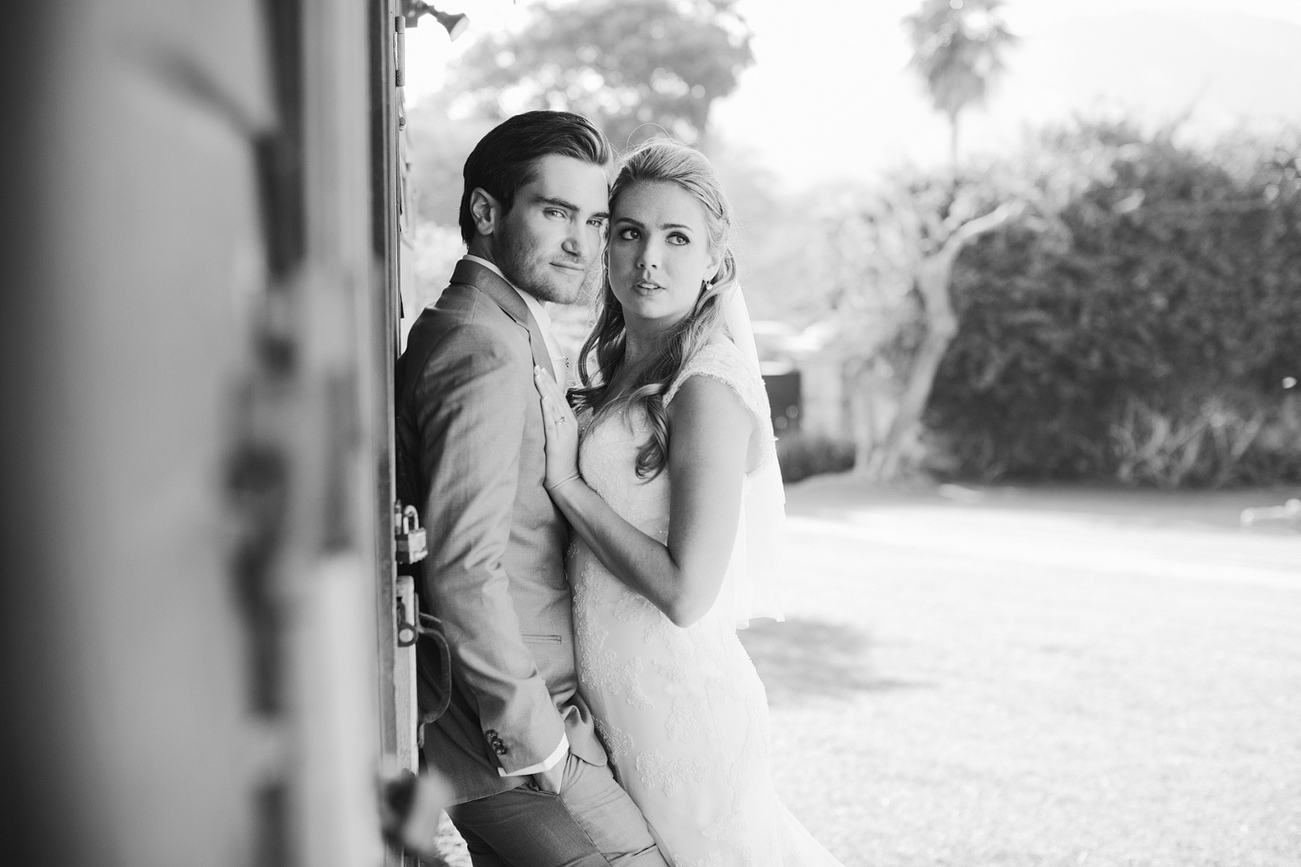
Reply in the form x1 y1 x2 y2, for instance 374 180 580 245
463 255 569 389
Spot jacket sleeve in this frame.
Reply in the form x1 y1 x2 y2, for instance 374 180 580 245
413 321 564 773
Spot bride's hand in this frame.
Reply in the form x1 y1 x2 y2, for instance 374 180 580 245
534 366 581 492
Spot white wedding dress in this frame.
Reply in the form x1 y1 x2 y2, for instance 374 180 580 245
569 335 844 867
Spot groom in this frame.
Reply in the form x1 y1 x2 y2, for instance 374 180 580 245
393 111 665 866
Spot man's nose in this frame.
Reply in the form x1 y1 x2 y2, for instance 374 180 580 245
561 232 586 259
563 220 599 260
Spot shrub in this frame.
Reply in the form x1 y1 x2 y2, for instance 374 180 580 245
776 433 856 484
1109 393 1301 488
923 120 1301 486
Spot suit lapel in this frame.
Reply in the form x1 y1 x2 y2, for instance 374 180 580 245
451 259 558 382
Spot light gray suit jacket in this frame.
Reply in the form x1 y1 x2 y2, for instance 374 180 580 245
395 259 605 805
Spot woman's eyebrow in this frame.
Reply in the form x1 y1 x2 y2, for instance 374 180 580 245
612 216 692 231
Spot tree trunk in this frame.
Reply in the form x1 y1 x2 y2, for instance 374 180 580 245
849 364 888 476
864 274 957 481
865 202 1020 482
949 109 960 177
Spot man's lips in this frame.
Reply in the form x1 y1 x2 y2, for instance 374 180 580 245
551 261 586 273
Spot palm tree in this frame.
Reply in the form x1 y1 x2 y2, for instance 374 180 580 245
848 3 1021 481
903 0 1018 172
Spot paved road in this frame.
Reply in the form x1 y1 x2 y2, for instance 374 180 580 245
740 478 1301 867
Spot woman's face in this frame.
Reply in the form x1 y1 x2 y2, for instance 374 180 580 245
608 181 721 331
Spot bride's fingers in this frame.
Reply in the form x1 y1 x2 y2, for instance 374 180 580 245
535 369 557 408
534 365 569 406
535 369 576 422
541 396 562 428
536 392 569 440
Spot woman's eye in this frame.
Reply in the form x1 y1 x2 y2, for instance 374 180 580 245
668 233 689 246
617 227 640 240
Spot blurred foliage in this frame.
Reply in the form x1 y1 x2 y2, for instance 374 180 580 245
922 118 1301 486
405 222 464 312
444 0 753 147
776 432 857 484
791 177 1015 375
903 0 1017 167
1108 394 1301 488
403 96 494 226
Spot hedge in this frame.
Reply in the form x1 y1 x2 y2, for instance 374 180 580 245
924 121 1301 486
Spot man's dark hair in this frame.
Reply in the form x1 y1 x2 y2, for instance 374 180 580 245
459 110 613 244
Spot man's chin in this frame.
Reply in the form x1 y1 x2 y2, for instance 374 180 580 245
522 271 590 306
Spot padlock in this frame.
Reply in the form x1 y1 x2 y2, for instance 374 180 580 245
395 504 427 565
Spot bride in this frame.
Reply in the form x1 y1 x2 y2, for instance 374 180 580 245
534 140 843 866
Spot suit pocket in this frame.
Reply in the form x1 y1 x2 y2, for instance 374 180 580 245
521 633 563 645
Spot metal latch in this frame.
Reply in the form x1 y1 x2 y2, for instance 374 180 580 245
396 577 418 648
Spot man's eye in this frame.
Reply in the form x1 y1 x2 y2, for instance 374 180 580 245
544 208 566 219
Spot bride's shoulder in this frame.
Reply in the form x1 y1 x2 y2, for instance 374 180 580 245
665 333 764 414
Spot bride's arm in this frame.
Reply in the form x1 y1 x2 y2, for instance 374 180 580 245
536 369 752 628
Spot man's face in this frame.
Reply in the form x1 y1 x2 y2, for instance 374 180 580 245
491 154 610 305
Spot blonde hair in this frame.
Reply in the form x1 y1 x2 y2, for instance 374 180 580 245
571 140 739 480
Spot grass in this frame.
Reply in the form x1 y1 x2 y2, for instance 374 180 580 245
740 476 1301 866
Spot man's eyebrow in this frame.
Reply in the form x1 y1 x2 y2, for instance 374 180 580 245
538 196 609 221
536 195 578 211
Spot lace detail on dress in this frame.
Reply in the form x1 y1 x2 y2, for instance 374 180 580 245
703 809 754 865
654 654 689 684
665 696 707 743
644 611 679 646
612 583 657 623
595 718 633 761
574 560 654 710
635 750 709 796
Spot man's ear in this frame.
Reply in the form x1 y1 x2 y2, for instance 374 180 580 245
469 188 500 236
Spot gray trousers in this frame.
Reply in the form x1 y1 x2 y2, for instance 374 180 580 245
447 752 667 867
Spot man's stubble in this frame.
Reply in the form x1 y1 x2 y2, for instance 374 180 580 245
493 220 602 308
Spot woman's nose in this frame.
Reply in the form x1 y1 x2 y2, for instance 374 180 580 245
636 240 659 269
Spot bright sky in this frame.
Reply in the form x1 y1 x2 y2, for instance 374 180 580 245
404 0 1301 190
